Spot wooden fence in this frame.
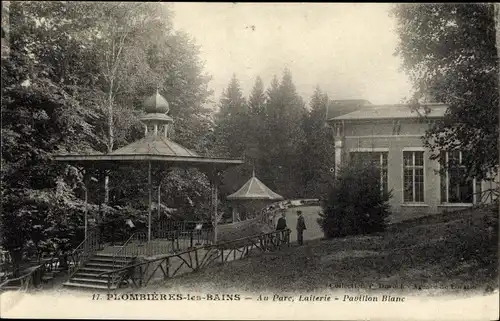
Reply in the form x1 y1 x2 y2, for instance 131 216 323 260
99 228 291 290
0 256 61 293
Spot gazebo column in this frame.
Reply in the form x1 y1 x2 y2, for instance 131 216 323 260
81 169 91 239
148 160 152 242
232 206 239 223
208 167 221 244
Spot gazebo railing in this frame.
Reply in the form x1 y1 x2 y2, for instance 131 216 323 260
153 220 212 235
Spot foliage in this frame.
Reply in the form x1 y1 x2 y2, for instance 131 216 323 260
262 70 307 197
1 1 215 276
318 159 392 238
392 3 499 180
300 87 336 199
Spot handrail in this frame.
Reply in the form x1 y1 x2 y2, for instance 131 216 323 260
66 216 138 281
67 226 102 281
112 231 147 269
98 228 291 278
104 231 147 288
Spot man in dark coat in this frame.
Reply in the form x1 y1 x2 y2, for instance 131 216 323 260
276 211 288 244
296 210 306 245
276 211 287 231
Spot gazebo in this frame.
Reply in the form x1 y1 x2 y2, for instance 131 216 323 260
226 170 284 222
54 90 244 244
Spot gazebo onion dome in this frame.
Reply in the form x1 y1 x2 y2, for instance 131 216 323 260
143 89 170 114
139 90 174 137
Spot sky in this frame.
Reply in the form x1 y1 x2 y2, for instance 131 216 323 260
171 3 413 106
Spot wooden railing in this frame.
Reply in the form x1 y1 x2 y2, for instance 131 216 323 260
0 256 60 293
99 228 291 290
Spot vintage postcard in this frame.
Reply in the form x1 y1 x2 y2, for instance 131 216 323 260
0 2 499 320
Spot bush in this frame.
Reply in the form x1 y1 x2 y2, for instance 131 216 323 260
318 159 392 238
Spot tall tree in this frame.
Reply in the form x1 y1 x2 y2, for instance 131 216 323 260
300 87 336 199
392 4 499 180
214 74 248 158
248 76 266 115
263 69 307 197
246 77 268 175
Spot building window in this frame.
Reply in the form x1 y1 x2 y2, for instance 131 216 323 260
440 151 482 204
403 151 425 203
350 152 388 194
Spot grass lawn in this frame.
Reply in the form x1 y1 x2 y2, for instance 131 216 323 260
150 205 498 295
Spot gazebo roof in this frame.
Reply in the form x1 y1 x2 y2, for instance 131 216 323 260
227 172 284 201
111 134 199 157
53 91 244 171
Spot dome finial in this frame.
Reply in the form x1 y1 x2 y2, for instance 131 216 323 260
252 166 255 177
143 88 169 114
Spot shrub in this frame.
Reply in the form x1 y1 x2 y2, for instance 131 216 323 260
318 159 392 238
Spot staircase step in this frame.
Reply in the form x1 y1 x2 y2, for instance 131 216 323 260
94 253 136 259
79 267 115 273
86 262 126 269
74 272 118 278
89 257 131 264
63 281 117 290
70 277 127 285
71 277 109 284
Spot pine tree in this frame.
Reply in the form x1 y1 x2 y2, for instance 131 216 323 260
214 74 248 158
300 87 336 199
246 77 267 176
249 76 266 115
263 69 307 197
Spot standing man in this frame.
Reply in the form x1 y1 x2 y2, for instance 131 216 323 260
275 210 287 244
276 211 287 231
296 210 306 246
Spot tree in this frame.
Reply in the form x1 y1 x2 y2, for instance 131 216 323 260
246 77 268 175
213 75 250 202
263 69 307 197
248 76 266 115
0 1 104 275
318 159 392 238
392 4 499 180
300 87 336 199
0 1 216 275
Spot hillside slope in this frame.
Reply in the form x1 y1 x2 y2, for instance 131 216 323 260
157 205 498 294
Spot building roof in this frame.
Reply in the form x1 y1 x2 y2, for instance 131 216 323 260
330 103 448 121
227 173 284 201
111 134 199 157
326 99 372 120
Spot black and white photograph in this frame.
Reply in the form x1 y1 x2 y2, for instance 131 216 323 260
0 2 499 319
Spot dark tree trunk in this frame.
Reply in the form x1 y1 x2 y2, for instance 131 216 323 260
9 249 22 278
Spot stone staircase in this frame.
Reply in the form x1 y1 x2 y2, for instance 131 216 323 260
63 252 135 290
